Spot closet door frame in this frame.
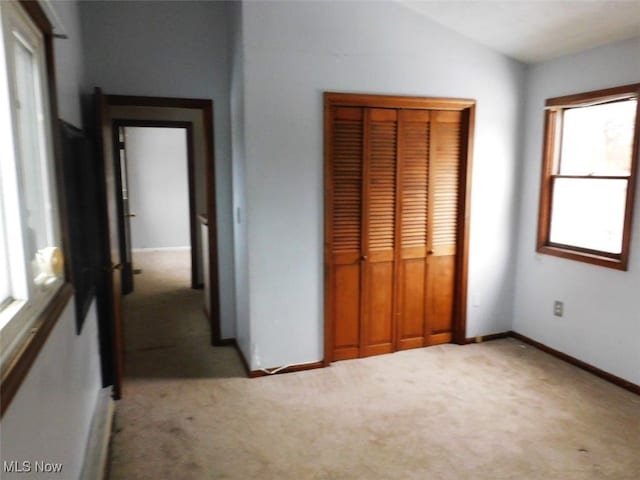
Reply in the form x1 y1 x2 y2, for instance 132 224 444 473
323 92 475 365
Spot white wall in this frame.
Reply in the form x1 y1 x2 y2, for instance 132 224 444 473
126 127 190 250
52 0 84 127
1 2 103 478
80 0 236 337
1 301 102 480
229 1 251 359
238 1 526 369
513 36 640 385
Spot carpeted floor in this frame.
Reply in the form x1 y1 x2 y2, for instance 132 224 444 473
108 250 640 480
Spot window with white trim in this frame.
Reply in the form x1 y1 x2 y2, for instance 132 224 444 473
0 0 64 366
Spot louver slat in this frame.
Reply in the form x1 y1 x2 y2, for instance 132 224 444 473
367 119 397 252
431 114 461 248
332 109 363 254
401 115 429 249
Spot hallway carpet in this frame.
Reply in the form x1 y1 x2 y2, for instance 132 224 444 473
108 250 640 480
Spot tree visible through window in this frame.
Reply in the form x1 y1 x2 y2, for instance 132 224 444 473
537 84 640 270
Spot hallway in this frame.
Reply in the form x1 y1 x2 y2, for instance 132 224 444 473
108 250 245 478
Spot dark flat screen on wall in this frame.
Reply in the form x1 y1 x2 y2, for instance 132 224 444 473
59 120 102 333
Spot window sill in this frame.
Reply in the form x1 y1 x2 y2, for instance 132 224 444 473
537 245 627 271
0 282 73 417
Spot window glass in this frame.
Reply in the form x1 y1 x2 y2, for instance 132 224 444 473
549 178 627 254
559 100 636 176
9 17 61 292
14 35 48 260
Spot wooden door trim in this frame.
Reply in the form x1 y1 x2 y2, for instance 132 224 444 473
99 94 223 354
111 120 200 289
94 87 123 399
322 100 333 366
323 92 475 364
453 106 475 344
325 92 475 111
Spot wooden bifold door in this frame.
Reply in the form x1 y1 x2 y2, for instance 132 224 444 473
324 93 474 363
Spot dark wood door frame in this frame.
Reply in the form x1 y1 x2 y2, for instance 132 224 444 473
93 88 124 399
111 119 199 290
98 94 223 364
323 92 475 365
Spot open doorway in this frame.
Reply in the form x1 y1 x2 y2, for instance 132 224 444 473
113 124 211 373
94 91 221 398
113 122 199 293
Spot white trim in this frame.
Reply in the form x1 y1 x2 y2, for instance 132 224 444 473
80 387 114 480
131 246 191 253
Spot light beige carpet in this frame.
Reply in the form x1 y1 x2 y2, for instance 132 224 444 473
109 250 640 480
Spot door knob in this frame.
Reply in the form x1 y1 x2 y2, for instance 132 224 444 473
361 255 368 261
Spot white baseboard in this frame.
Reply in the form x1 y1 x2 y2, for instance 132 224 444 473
131 246 191 252
80 387 115 480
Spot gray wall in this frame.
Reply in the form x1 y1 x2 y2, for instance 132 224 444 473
513 36 640 385
0 2 102 478
229 1 251 359
80 0 236 337
237 1 526 369
126 127 190 250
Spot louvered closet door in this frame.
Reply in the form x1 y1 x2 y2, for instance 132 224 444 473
396 110 431 350
425 110 462 345
329 106 364 361
327 98 466 362
361 108 397 357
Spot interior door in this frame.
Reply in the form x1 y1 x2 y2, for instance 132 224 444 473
327 106 363 361
325 93 471 363
361 108 397 357
94 87 124 398
114 126 134 294
396 109 431 350
425 110 462 345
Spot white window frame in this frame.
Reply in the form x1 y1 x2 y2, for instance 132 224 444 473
0 0 64 367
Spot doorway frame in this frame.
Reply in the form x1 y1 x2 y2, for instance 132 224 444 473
111 120 199 290
105 95 222 342
99 95 223 374
323 92 476 365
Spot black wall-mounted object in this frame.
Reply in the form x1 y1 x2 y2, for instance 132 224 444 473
59 120 102 334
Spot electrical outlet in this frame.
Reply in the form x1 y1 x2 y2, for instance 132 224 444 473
553 300 564 317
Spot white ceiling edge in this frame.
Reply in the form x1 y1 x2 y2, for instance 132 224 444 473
398 1 640 64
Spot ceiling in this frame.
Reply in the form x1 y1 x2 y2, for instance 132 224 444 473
399 1 640 64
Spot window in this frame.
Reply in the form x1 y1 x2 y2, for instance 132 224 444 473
0 0 68 410
537 84 640 270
